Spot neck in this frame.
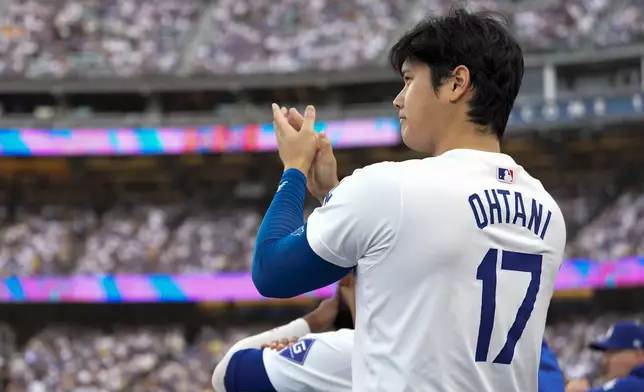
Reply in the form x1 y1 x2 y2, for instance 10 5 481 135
432 122 501 157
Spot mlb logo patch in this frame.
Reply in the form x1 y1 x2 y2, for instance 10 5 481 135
497 168 514 184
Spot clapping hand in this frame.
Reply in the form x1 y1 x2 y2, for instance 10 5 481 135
283 107 339 204
272 103 318 176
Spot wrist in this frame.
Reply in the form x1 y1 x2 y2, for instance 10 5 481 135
302 313 324 333
316 180 339 204
283 164 310 178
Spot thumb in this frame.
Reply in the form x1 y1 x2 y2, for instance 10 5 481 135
319 132 332 152
302 105 316 133
317 132 334 160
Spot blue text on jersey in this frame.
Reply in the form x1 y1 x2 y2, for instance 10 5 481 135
468 189 552 239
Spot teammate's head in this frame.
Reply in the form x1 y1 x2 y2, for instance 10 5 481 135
389 7 524 155
590 322 644 379
601 348 644 379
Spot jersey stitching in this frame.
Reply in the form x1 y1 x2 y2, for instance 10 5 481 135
361 165 403 273
313 232 352 265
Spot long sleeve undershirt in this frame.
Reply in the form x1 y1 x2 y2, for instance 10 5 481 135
252 169 351 298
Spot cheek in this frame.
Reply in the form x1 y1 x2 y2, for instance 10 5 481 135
409 83 438 115
405 84 426 118
610 356 626 369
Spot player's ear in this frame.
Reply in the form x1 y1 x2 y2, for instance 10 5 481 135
447 65 470 103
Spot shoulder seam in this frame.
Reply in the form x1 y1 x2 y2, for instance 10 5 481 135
361 164 403 272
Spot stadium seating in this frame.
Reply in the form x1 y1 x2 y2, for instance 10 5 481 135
1 313 641 391
6 325 186 391
2 183 642 276
0 0 202 77
0 0 643 77
0 2 642 391
567 187 644 261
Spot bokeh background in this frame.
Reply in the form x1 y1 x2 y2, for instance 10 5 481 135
0 0 643 390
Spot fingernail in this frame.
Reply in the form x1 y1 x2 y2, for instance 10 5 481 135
271 103 278 111
305 105 315 116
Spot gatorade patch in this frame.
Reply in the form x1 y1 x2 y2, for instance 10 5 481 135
278 338 316 365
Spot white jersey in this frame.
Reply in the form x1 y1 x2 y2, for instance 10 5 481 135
263 329 353 392
306 149 566 392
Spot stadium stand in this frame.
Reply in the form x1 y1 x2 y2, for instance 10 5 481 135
0 0 642 391
0 0 643 78
0 0 203 77
7 326 186 391
568 186 644 261
0 185 625 276
0 313 641 391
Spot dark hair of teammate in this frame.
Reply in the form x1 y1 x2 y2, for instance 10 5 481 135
388 7 524 142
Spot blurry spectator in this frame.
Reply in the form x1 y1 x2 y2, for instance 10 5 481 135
0 182 640 276
8 326 185 392
0 207 95 276
191 0 406 74
3 312 637 391
1 0 643 77
0 0 202 77
76 205 180 274
159 208 260 274
570 188 644 261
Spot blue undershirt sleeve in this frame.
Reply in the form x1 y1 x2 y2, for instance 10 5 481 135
539 339 565 392
224 349 277 392
252 169 352 298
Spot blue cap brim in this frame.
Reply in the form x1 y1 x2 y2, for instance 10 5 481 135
589 341 610 351
589 340 628 351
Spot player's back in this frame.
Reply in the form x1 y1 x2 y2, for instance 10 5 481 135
352 149 566 392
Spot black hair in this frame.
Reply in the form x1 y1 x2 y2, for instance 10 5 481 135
388 7 524 139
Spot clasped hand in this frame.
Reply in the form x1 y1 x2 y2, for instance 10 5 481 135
272 103 339 203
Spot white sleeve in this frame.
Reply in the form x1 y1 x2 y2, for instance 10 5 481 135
263 330 354 392
211 319 311 392
306 163 402 268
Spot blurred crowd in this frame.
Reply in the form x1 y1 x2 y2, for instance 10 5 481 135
567 188 644 261
7 326 186 392
0 0 202 77
545 313 644 383
0 205 261 276
0 0 643 77
0 312 639 391
0 183 642 276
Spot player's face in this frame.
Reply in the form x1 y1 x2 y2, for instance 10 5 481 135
602 349 644 379
393 60 438 153
393 60 471 155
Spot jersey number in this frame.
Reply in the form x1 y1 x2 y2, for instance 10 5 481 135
475 248 543 365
